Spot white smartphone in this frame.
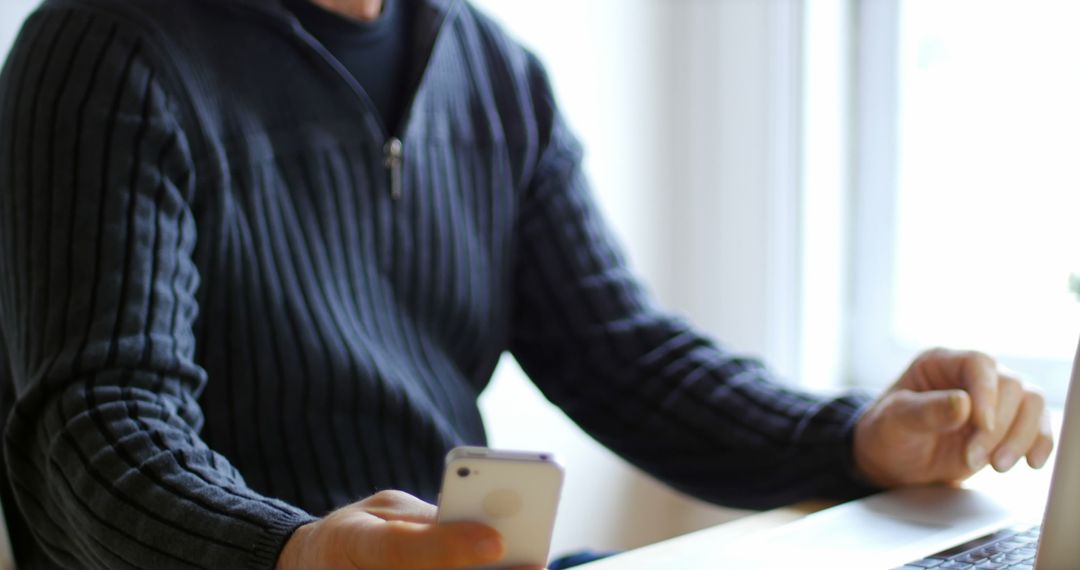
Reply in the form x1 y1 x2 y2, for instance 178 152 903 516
436 446 565 568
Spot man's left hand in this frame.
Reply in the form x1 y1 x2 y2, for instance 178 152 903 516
853 349 1054 488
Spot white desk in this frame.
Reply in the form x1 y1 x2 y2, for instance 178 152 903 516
578 462 1053 569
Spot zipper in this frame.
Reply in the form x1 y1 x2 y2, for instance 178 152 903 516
383 137 403 200
238 0 463 202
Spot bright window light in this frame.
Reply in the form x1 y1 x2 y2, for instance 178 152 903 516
892 0 1080 362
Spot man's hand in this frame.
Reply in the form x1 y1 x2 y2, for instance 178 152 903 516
276 489 539 570
854 349 1054 488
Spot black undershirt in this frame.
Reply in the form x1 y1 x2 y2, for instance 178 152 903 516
285 0 413 134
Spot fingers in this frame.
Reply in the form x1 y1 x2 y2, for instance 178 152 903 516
358 490 438 523
907 349 998 433
909 350 1050 473
1027 411 1054 469
348 518 504 569
957 351 999 433
880 349 1054 486
988 389 1045 472
889 389 971 433
349 491 504 568
965 374 1023 470
964 376 1053 474
293 492 507 570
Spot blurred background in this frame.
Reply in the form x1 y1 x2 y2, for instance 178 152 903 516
3 0 1079 562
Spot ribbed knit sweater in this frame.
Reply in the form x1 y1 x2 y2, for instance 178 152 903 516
0 0 876 567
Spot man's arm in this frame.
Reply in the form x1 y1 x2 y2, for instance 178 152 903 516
507 53 878 510
505 52 1053 506
0 10 315 567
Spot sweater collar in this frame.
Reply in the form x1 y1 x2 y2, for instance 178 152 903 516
226 0 463 139
227 0 459 19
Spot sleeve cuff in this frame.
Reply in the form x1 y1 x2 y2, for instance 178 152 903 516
247 508 319 570
829 391 884 501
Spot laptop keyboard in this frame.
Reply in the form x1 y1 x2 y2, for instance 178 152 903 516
892 525 1040 569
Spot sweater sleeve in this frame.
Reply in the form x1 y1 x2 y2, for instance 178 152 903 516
0 9 315 569
508 53 880 510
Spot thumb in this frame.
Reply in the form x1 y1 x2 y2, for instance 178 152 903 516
887 389 971 433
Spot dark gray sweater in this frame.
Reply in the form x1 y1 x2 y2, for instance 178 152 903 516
0 0 875 567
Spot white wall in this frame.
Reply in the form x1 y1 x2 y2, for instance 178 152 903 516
658 0 804 380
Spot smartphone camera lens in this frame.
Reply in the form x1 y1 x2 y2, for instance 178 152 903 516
457 467 471 478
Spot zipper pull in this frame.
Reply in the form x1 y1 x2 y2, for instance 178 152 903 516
383 137 403 200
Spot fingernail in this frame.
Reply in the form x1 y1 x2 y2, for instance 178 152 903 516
967 444 988 471
476 537 503 560
992 448 1019 472
985 410 996 432
1030 449 1050 469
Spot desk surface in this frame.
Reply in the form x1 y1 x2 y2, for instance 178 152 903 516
578 460 1054 569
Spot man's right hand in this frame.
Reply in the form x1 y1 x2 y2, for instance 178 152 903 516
276 490 511 569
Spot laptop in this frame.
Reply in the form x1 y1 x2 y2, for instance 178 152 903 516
576 337 1080 570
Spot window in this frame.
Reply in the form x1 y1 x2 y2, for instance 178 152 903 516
852 0 1080 400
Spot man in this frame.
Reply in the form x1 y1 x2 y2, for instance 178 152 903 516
0 0 1052 568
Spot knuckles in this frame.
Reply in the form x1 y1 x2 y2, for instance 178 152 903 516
1023 388 1046 411
362 489 415 509
921 347 952 360
998 374 1023 400
965 350 997 371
